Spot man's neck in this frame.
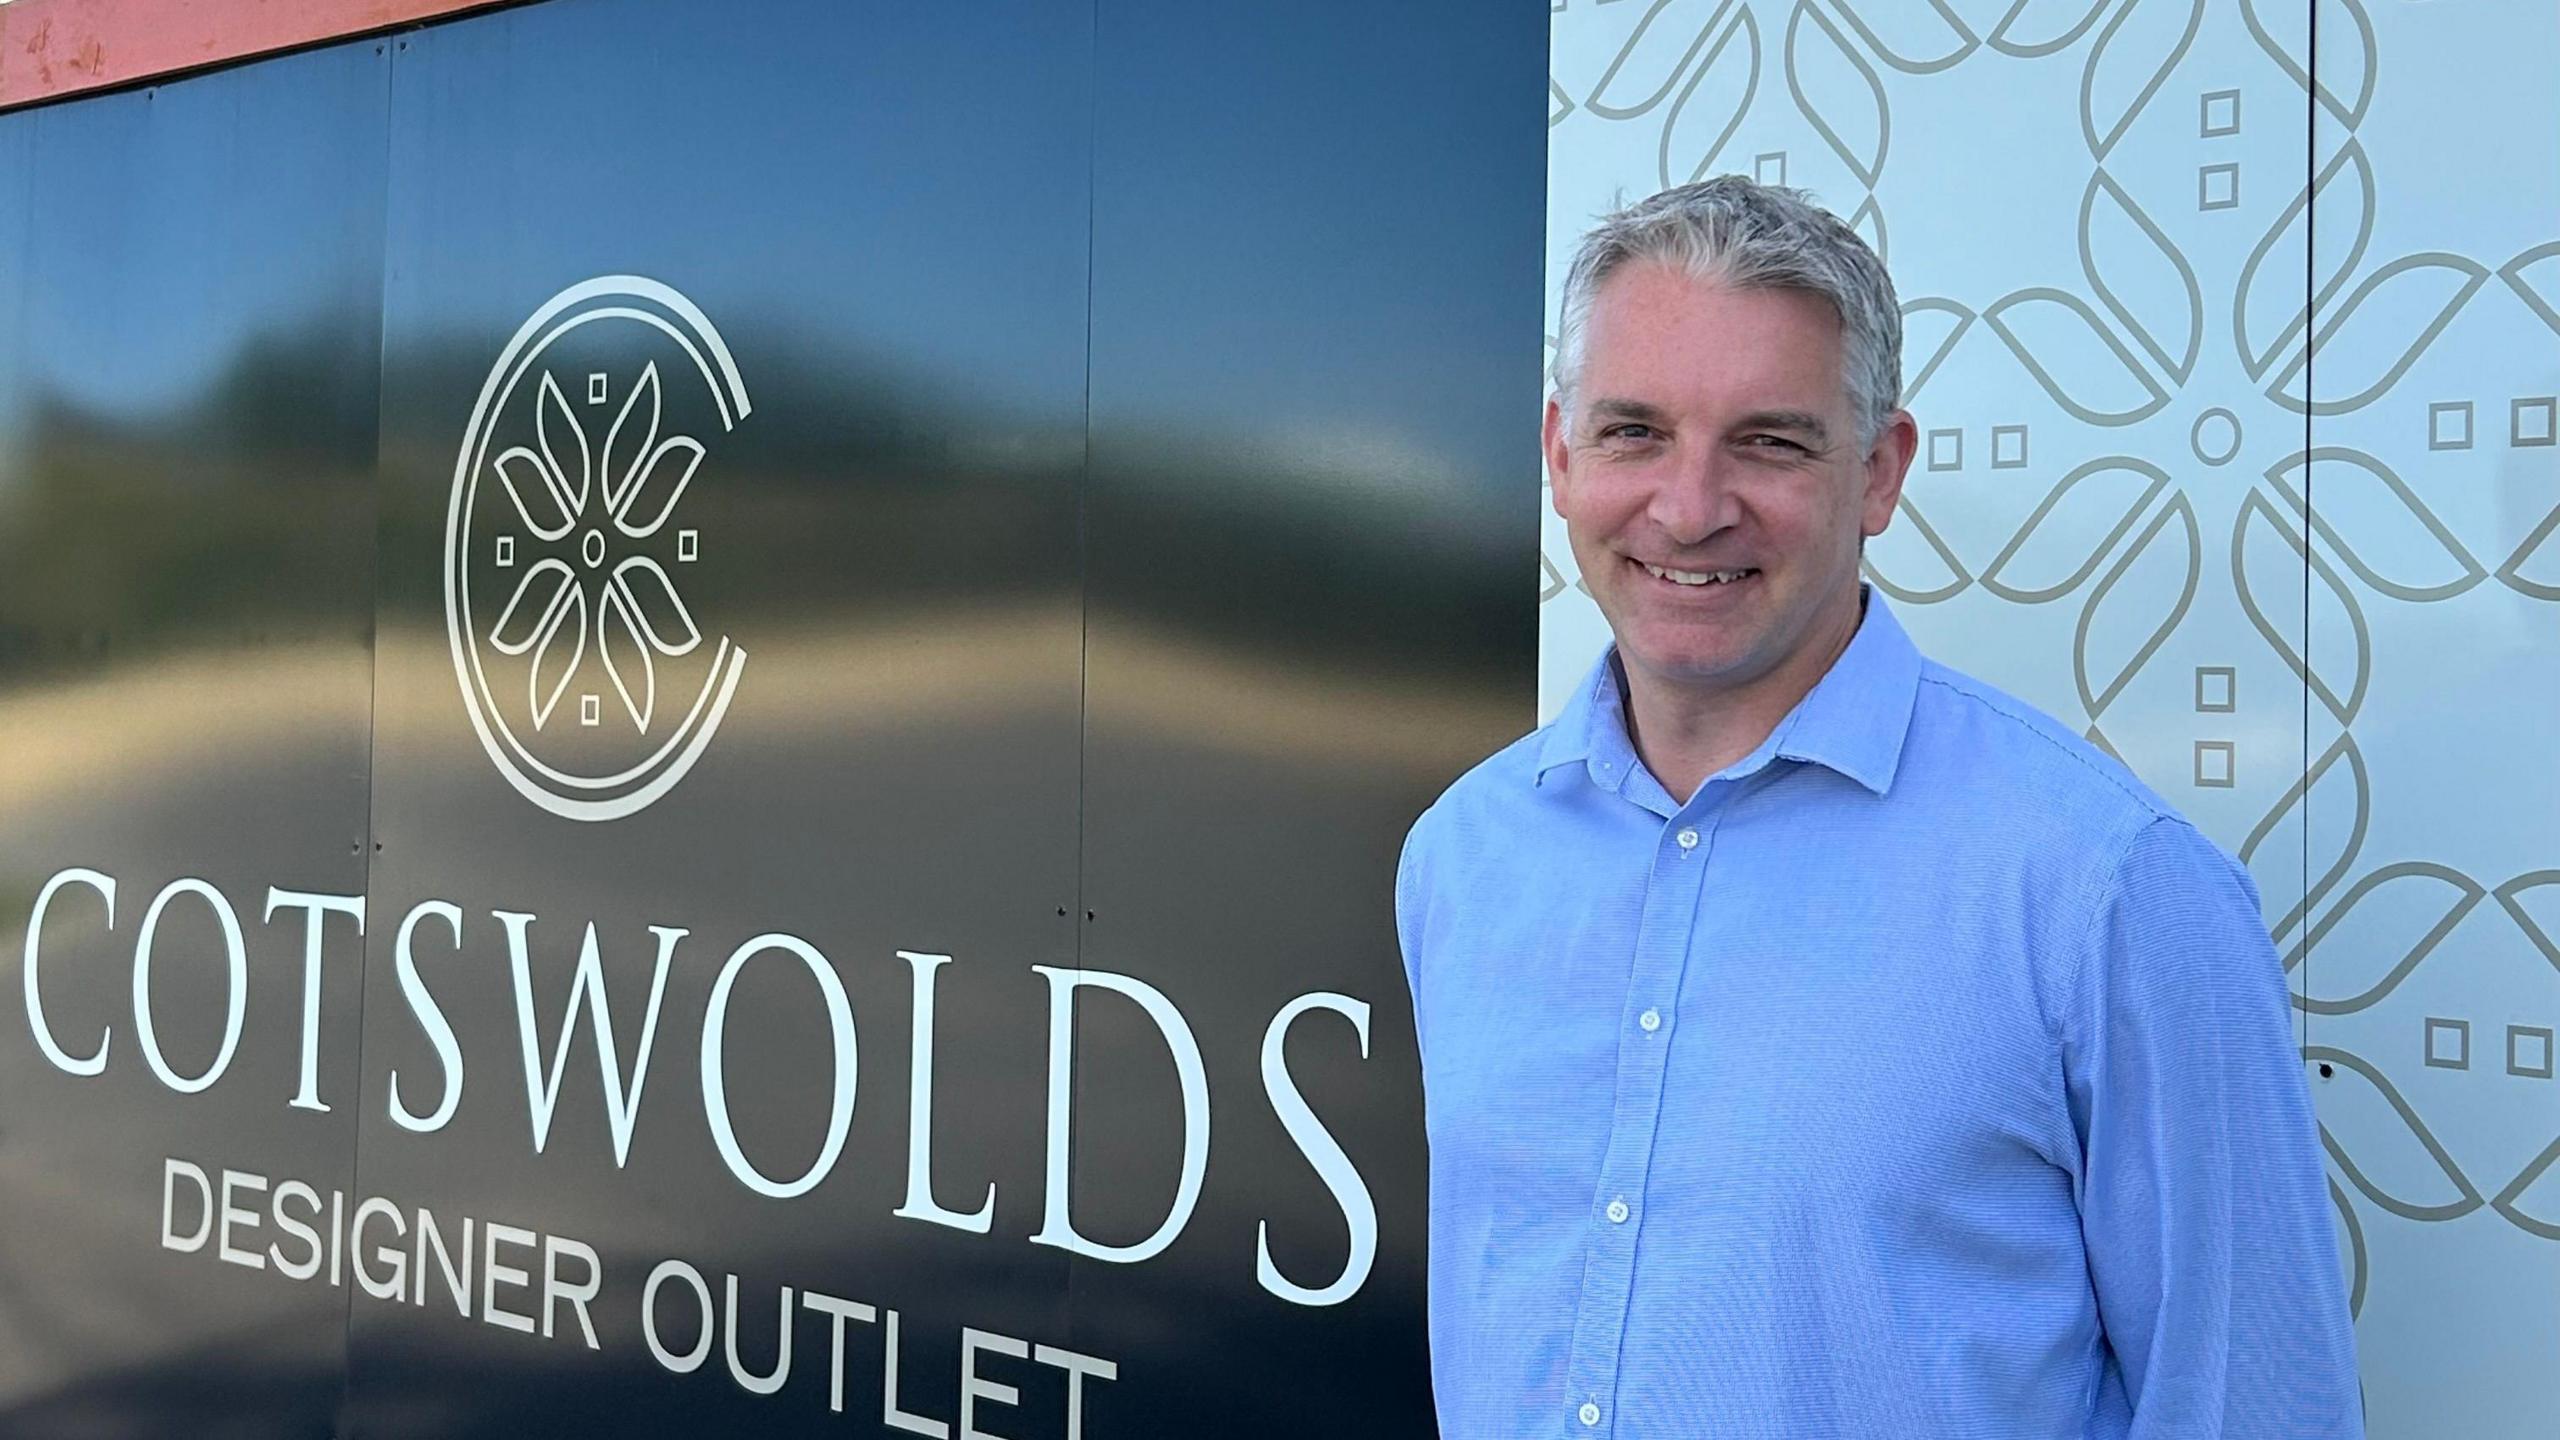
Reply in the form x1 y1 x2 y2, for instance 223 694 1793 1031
1618 589 1866 806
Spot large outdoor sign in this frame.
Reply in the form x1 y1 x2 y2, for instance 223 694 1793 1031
0 1 1541 1435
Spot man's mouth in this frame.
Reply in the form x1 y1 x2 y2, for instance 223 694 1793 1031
1639 561 1758 588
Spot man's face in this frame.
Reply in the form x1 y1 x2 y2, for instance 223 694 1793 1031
1544 263 1914 708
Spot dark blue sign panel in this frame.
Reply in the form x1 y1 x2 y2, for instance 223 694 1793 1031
0 2 1539 1434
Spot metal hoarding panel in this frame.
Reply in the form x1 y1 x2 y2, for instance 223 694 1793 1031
0 38 390 1435
1072 0 1544 1433
355 0 1090 1433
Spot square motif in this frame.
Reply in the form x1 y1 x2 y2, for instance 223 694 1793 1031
1990 424 2028 469
580 693 601 728
495 535 515 568
2513 396 2557 447
2194 665 2235 713
2192 740 2234 788
2510 1025 2556 1079
678 528 700 562
2428 400 2474 450
587 372 608 405
1753 151 1787 185
1926 428 1963 471
2425 1017 2470 1070
2199 89 2240 137
2197 163 2240 211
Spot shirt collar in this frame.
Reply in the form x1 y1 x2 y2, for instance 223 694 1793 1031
1535 584 1922 799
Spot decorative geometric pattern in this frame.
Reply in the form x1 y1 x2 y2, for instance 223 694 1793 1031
1545 3 2560 1432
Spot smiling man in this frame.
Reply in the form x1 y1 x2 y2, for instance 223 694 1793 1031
1394 178 2363 1438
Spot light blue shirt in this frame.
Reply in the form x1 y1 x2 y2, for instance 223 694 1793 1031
1396 588 2362 1439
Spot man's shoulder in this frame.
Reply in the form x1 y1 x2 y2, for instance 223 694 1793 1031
1903 656 2181 837
1407 723 1550 843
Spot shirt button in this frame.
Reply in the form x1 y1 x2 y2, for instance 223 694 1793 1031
1639 1007 1661 1033
1579 1400 1602 1427
1606 1197 1630 1224
1675 827 1699 850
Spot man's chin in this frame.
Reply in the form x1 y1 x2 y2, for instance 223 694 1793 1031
1615 640 1769 700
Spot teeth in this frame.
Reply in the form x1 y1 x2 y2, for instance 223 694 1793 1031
1643 563 1754 587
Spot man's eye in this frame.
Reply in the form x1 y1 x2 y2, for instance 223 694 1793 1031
1742 434 1807 453
1599 424 1657 443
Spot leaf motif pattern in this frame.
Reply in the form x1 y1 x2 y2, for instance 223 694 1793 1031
617 436 706 538
1981 458 2170 603
596 579 654 733
1984 288 2171 425
495 446 576 542
2497 501 2560 601
2080 169 2202 385
614 557 703 657
2233 489 2369 724
2499 240 2560 338
1847 194 1887 265
478 361 714 740
602 361 662 518
2272 254 2489 415
2264 450 2485 601
529 582 589 733
490 559 576 656
2309 1048 2485 1221
2294 862 2487 1012
1785 1 1888 187
1898 298 1973 404
1658 6 1759 187
2240 0 2377 130
2236 141 2374 382
2073 489 2196 718
2241 732 2368 943
2493 871 2560 974
2493 1139 2560 1241
1817 0 1978 74
1861 493 1972 604
2080 0 2204 161
536 370 591 524
1588 0 1737 119
1988 0 2111 58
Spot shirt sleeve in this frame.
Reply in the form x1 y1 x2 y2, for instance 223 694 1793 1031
1393 810 1433 1069
2063 814 2365 1438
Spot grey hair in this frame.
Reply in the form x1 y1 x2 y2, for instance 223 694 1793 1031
1552 176 1903 448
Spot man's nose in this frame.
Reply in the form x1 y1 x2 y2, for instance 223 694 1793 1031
1645 449 1742 544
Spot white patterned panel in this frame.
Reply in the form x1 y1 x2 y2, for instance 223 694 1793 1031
2294 4 2560 1437
1544 1 2558 1431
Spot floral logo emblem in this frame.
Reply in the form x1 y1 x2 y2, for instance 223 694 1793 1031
444 276 751 822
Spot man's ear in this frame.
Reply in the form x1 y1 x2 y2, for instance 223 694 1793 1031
1544 396 1573 519
1860 409 1919 537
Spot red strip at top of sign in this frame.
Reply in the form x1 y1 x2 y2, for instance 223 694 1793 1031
0 0 512 111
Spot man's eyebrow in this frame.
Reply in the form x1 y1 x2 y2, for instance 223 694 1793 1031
1734 409 1831 443
1584 398 1671 426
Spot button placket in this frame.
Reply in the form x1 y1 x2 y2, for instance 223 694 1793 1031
1562 809 1716 1432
